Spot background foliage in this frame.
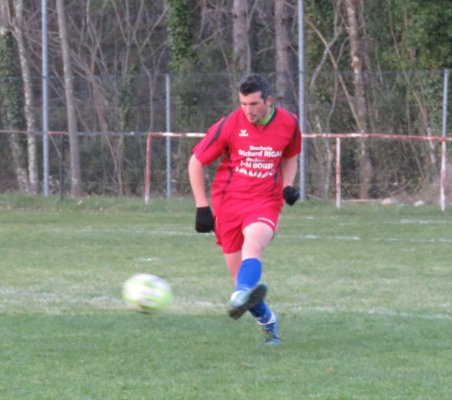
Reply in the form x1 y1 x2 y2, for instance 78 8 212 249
0 0 451 200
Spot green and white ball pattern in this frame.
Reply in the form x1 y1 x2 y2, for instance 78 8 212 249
122 273 172 312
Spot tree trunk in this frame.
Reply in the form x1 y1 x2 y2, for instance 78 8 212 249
0 3 29 192
344 0 372 199
56 0 82 197
274 0 293 111
12 0 39 194
232 0 250 74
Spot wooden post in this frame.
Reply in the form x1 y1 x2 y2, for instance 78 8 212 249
336 137 341 209
144 133 152 205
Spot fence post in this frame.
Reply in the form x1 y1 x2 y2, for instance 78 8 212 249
298 0 306 201
59 133 65 200
42 0 49 196
165 73 171 199
336 137 341 209
144 134 152 205
440 69 449 211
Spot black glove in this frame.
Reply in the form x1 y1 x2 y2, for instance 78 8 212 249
195 206 215 233
283 186 300 206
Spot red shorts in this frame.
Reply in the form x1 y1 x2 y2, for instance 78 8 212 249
213 197 282 254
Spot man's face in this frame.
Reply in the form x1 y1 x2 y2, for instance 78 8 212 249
239 91 273 124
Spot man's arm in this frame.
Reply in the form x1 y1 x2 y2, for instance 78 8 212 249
280 155 298 187
188 154 209 207
280 156 300 206
188 154 215 232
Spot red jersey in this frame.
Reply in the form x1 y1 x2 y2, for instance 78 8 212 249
193 106 302 206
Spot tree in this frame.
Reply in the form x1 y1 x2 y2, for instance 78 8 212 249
402 0 452 70
274 0 296 111
167 0 196 72
11 0 39 194
62 0 170 195
0 0 450 199
343 0 372 199
0 2 28 192
232 0 250 75
56 0 82 197
305 1 344 198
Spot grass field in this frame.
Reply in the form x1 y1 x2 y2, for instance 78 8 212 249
0 194 451 399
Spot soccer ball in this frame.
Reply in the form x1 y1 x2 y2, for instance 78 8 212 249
122 273 172 313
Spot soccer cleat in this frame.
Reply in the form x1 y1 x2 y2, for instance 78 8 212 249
262 320 281 345
228 284 267 320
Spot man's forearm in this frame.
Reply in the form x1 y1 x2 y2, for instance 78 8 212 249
188 155 209 207
280 156 298 187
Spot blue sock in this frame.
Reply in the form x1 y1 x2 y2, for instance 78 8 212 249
235 258 262 291
249 301 273 324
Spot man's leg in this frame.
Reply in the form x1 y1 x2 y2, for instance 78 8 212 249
224 250 266 320
224 251 241 285
241 222 281 344
241 222 274 261
228 223 273 321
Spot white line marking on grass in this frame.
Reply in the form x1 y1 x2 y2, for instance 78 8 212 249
0 287 123 314
48 225 452 244
170 299 225 313
366 309 452 321
290 305 452 321
135 257 162 262
400 219 452 225
147 230 200 236
48 227 198 236
278 234 361 241
279 233 452 244
376 237 452 244
166 303 452 321
2 286 451 321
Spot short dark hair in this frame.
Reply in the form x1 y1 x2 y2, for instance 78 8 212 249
239 74 272 99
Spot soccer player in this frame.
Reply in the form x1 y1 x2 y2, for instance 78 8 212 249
188 74 302 345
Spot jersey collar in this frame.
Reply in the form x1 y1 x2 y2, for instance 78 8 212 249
255 105 275 126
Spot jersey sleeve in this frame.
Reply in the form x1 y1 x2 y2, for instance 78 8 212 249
282 117 302 158
193 117 229 165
